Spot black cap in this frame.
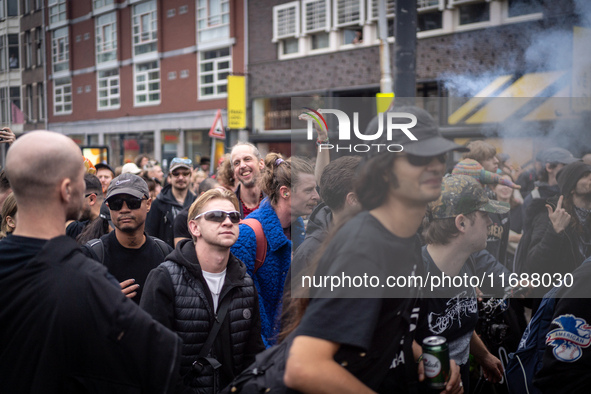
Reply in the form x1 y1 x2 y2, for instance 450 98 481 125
366 106 468 157
106 173 149 200
95 162 115 176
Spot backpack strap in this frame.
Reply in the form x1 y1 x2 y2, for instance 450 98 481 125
84 238 104 265
240 218 267 274
150 236 172 259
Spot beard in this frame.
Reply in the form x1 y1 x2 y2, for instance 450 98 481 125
78 205 92 222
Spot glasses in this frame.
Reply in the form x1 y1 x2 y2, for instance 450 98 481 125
107 196 146 211
406 153 447 167
170 158 192 166
194 210 241 224
171 170 191 177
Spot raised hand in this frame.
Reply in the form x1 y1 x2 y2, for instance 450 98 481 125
546 195 571 234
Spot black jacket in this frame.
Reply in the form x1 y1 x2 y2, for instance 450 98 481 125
146 184 196 247
525 196 587 297
140 239 265 394
0 235 181 393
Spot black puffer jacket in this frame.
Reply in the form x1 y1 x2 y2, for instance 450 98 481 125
140 239 265 394
524 196 587 297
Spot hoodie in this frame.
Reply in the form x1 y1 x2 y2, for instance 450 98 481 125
146 183 196 247
141 239 264 393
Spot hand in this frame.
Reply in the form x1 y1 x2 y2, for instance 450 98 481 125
120 279 139 299
0 127 15 145
547 195 571 234
479 353 504 384
441 359 463 394
299 110 328 141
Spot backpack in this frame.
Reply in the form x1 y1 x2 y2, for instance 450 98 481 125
240 218 267 274
84 236 171 264
505 286 561 394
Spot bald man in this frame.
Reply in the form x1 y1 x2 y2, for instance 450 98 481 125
0 131 181 393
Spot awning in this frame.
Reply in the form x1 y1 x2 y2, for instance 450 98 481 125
447 71 578 125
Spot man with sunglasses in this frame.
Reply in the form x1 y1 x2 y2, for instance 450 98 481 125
141 189 265 394
66 173 104 240
83 173 173 304
146 157 197 247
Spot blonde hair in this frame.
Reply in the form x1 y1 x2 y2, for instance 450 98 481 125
187 188 239 241
462 140 497 164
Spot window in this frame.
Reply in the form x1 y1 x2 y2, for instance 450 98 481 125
97 69 120 109
49 0 66 25
23 0 29 14
25 31 32 68
417 0 443 31
0 37 5 71
54 77 72 114
96 12 117 63
7 0 17 16
8 34 18 69
37 82 44 120
303 0 330 50
333 0 363 28
458 2 489 25
35 27 42 66
272 2 299 43
508 0 542 17
167 8 175 18
35 0 40 11
199 47 231 98
25 85 32 121
133 0 157 56
0 87 21 123
197 0 230 43
52 27 68 72
93 0 113 9
369 0 395 20
179 5 188 14
134 61 160 105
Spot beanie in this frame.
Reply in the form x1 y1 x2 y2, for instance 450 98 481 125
556 161 591 196
452 159 520 189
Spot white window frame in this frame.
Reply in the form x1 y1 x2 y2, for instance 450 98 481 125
95 12 117 64
53 77 72 115
25 30 32 68
23 0 30 14
448 0 490 7
302 0 331 35
198 47 231 100
452 0 492 30
272 1 300 43
51 27 69 73
132 0 158 57
368 0 395 22
97 68 120 110
417 0 445 12
48 0 66 25
197 0 230 43
133 60 160 106
93 0 114 10
25 84 33 121
35 27 42 66
332 0 365 29
501 0 543 23
37 82 44 120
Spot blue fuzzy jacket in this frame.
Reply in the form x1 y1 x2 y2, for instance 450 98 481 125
231 198 305 347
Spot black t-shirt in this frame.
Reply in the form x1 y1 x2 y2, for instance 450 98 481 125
486 212 510 267
295 211 423 392
66 220 88 240
416 247 478 389
84 231 172 304
173 207 191 240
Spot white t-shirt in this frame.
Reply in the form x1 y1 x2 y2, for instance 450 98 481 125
202 268 227 312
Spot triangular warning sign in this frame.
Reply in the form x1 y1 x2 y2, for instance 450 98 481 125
208 109 226 140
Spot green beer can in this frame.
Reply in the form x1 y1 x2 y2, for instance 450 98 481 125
422 336 451 389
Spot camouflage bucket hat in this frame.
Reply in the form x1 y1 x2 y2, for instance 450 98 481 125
429 175 510 219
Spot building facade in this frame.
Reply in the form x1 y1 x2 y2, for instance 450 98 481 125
45 0 246 169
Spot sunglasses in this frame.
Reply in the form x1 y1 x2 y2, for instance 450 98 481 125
107 196 146 211
170 158 192 166
171 170 191 177
406 153 447 167
194 210 241 224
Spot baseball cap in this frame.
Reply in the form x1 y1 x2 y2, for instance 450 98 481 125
95 162 115 176
366 106 469 157
106 173 149 201
170 157 192 172
121 162 142 175
452 159 521 189
537 148 579 165
429 175 510 220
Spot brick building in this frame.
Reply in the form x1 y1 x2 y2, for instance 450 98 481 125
246 0 586 159
44 0 246 168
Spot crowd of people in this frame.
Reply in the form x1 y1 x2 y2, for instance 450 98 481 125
1 108 591 394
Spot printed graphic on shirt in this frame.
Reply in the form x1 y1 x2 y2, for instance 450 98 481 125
546 314 591 362
487 223 504 242
428 291 477 335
